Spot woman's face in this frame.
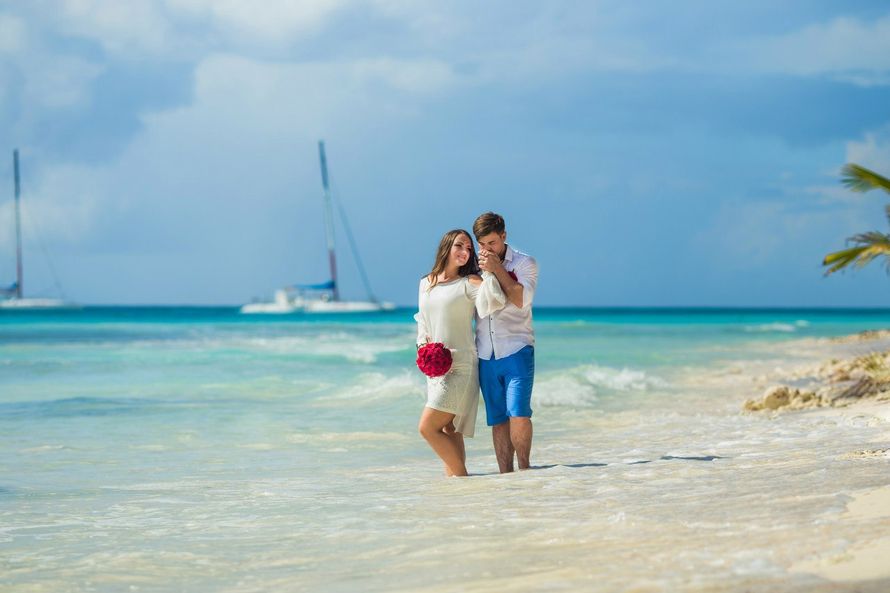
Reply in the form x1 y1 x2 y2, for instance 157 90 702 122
448 234 473 268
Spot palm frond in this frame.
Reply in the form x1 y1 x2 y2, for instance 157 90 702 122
823 245 870 275
841 164 890 194
822 231 890 275
848 231 890 249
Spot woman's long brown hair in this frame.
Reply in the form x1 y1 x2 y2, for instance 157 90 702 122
425 229 479 290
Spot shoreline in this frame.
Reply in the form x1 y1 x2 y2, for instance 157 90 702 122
743 330 890 414
739 330 890 584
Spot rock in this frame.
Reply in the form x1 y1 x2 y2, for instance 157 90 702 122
829 330 890 343
831 370 851 382
762 386 791 410
742 344 890 413
849 368 869 381
744 385 824 412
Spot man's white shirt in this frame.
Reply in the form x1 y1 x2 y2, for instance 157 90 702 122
475 245 538 360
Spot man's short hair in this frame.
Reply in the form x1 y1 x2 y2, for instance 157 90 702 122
473 212 505 239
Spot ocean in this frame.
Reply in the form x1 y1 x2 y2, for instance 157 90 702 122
2 307 890 592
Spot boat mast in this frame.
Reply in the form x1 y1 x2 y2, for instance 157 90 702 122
13 149 22 299
318 140 339 301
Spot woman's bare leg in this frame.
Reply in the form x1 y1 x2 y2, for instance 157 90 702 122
418 407 468 476
444 430 466 476
442 420 466 473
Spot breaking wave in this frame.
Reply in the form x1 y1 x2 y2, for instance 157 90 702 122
743 320 810 333
535 364 668 407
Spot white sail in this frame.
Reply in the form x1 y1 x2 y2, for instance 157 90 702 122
2 149 76 310
241 141 395 314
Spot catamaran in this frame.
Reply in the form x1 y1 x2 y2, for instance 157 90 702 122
1 149 73 309
241 141 395 314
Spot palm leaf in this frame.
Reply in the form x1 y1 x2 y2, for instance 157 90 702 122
841 164 890 194
823 245 870 275
822 231 890 275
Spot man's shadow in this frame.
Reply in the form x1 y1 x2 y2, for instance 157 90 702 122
532 454 725 470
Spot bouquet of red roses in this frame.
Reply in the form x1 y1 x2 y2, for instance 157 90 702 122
416 342 453 378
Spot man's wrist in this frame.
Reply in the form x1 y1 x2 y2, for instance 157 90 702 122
493 266 513 284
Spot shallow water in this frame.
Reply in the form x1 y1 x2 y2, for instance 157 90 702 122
2 308 890 591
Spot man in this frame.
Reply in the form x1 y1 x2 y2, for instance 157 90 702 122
473 212 538 473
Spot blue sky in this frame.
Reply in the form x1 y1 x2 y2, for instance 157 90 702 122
2 1 890 306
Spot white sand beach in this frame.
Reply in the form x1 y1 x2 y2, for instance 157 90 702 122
734 333 890 588
789 484 890 583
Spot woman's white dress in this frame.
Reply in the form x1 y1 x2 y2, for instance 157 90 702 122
414 276 482 437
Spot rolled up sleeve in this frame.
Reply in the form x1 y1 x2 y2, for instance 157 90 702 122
515 256 538 309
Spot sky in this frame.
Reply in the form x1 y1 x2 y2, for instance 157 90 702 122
2 1 890 307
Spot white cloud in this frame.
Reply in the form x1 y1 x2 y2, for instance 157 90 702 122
190 53 456 115
369 0 465 42
801 183 859 207
0 9 104 112
52 0 174 55
0 50 456 257
0 162 103 251
846 125 890 173
0 14 27 54
18 0 355 61
692 192 876 271
23 55 104 109
352 57 456 93
737 16 890 85
475 35 672 86
166 0 348 45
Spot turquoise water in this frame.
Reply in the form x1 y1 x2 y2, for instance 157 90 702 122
2 307 890 591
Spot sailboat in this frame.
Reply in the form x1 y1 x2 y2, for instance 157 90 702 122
1 149 73 310
240 141 395 314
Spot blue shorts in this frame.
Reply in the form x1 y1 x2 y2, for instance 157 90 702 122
479 345 535 426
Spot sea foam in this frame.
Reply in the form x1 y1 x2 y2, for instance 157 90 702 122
742 320 810 333
535 364 667 407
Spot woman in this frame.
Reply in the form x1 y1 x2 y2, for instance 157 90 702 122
415 229 483 477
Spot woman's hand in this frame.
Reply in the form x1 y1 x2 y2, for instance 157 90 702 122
478 249 503 273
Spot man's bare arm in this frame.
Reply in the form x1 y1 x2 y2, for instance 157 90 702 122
492 266 523 308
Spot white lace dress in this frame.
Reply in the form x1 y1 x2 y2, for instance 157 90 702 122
414 276 482 437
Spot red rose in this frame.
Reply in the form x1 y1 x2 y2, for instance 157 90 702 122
508 270 518 282
416 342 453 377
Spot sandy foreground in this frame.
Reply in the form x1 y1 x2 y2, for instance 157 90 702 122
742 333 890 585
790 472 890 583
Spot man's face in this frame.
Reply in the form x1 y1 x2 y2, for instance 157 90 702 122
477 231 507 259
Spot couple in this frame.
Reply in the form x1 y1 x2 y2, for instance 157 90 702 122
415 212 538 476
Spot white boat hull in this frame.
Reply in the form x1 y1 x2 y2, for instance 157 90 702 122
239 302 298 314
240 290 395 314
0 298 78 309
303 300 396 313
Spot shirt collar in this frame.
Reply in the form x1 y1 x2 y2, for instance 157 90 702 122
503 244 515 263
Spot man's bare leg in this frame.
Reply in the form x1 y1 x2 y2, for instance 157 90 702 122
492 421 515 473
510 417 532 470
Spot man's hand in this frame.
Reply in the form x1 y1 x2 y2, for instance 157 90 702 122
480 249 524 308
478 249 504 274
